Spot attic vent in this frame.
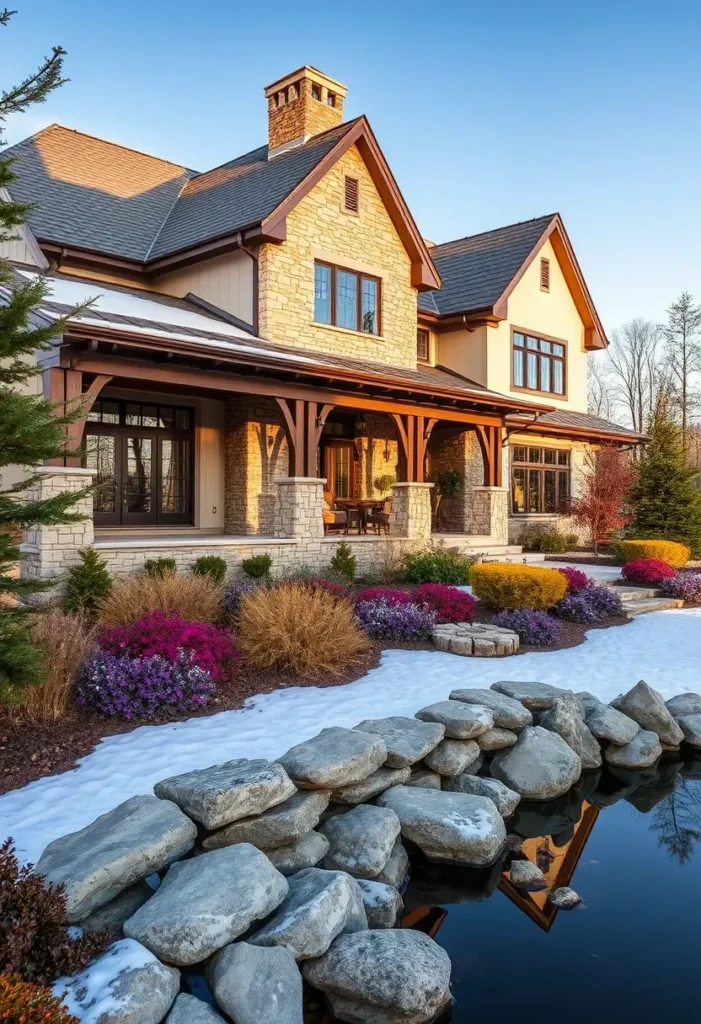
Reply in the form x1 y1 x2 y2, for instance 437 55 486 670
540 257 550 292
344 175 359 213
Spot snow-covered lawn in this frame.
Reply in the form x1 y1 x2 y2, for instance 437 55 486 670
2 608 701 865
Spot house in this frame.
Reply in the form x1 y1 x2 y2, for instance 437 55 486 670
0 65 643 586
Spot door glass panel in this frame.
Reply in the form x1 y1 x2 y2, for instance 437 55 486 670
512 468 526 513
558 470 570 507
336 270 358 330
528 469 541 512
161 439 190 514
529 448 542 463
175 408 192 431
544 449 557 464
334 446 351 499
142 405 158 428
544 469 557 512
125 437 152 513
85 434 117 513
159 407 174 429
512 446 527 462
126 403 141 426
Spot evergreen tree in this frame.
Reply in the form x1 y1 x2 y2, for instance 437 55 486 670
629 405 701 555
0 13 88 701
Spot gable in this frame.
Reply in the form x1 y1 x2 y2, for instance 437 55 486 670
505 237 585 347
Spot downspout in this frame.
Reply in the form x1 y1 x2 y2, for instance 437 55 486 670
238 233 260 336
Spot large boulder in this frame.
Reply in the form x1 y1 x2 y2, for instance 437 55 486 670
167 994 226 1023
320 804 401 878
123 844 288 965
666 692 701 719
424 738 481 776
449 687 533 729
55 939 179 1024
262 831 329 875
678 714 701 748
378 785 506 866
490 680 568 711
80 881 154 937
248 867 367 960
331 766 411 804
405 768 442 790
202 790 329 851
611 680 685 746
578 719 603 770
537 694 584 757
154 759 296 830
375 838 409 890
443 773 520 818
584 701 640 745
354 716 444 767
277 727 387 789
604 729 663 770
207 942 302 1024
415 701 494 739
478 727 518 751
303 930 451 1024
36 795 197 923
491 726 582 800
356 879 403 929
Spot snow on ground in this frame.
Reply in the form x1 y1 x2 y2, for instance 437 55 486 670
2 608 701 864
53 939 164 1024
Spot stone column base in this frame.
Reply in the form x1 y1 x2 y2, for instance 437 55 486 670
274 477 325 541
469 486 509 544
390 482 433 540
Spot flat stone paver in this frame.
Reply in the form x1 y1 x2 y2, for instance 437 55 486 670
432 622 519 657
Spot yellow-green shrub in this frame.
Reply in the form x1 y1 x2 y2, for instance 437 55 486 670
620 539 690 568
471 562 568 611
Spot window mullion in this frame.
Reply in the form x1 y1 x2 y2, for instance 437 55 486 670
331 266 337 327
356 272 362 333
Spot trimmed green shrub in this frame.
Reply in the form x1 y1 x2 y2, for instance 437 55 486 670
471 562 568 610
241 553 273 579
398 549 474 585
143 557 177 578
61 548 112 616
191 554 227 583
329 541 358 583
518 524 568 553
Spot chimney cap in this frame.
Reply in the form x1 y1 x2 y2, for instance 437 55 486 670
264 65 348 100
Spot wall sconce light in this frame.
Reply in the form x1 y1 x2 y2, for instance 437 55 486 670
384 440 391 462
355 415 367 433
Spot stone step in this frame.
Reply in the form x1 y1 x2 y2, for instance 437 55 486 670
477 551 546 563
614 586 659 601
621 596 684 617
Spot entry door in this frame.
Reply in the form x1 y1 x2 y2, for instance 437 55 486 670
324 441 355 499
122 434 157 525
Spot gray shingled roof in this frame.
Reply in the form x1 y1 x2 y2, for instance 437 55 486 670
5 121 357 263
419 215 556 316
510 408 646 440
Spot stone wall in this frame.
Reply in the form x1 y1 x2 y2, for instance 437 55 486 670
470 488 509 544
354 413 399 499
427 428 484 533
224 396 289 535
390 483 432 541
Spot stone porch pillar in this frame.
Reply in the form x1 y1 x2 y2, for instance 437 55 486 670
469 486 509 544
390 482 433 540
274 477 325 541
20 466 96 599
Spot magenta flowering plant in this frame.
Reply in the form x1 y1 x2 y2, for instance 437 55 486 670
621 559 677 587
354 586 414 606
557 566 591 593
76 650 216 719
99 611 237 681
660 572 701 602
411 583 476 623
493 609 563 646
355 598 436 639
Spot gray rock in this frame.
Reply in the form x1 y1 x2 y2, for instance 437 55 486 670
249 867 367 960
678 713 701 747
303 930 451 1024
449 687 533 729
80 881 153 936
356 879 404 928
320 804 401 878
578 719 603 770
443 773 520 818
585 701 640 745
510 859 547 891
277 727 387 789
154 759 296 830
667 692 701 719
262 831 329 875
415 700 494 739
166 994 226 1024
207 942 302 1024
491 726 582 800
462 753 485 775
124 844 288 965
490 680 568 711
378 785 506 866
424 738 480 776
331 766 411 804
404 768 442 790
604 729 663 769
549 886 581 909
538 694 584 757
36 795 197 923
478 727 519 751
202 790 330 851
56 938 179 1024
576 690 601 715
611 680 685 746
375 838 409 890
354 716 445 767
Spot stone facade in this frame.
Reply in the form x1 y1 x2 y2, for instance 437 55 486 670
427 428 484 533
354 413 399 499
224 396 289 535
266 75 344 152
275 478 325 542
389 483 432 540
470 487 509 543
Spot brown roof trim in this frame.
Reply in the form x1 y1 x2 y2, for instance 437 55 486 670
506 414 646 445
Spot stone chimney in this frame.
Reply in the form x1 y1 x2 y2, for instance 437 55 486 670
265 66 347 158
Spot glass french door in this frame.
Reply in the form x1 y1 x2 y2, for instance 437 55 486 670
324 441 355 500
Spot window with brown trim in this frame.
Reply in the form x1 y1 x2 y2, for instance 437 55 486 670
344 176 359 213
540 257 550 292
314 261 381 335
417 329 430 362
512 331 566 396
511 445 570 514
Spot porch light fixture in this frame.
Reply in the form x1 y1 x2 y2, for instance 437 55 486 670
355 414 368 433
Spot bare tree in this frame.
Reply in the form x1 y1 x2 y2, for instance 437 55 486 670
606 318 662 432
663 291 701 436
587 355 614 419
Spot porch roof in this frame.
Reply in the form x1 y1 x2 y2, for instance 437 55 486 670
506 408 648 444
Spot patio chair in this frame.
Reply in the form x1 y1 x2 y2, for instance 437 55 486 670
367 499 392 535
323 494 347 535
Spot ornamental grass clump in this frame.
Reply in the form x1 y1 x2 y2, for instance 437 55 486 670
554 584 623 624
660 572 701 603
236 583 371 679
471 562 568 611
621 559 677 587
411 583 476 623
24 610 98 721
76 650 216 719
99 611 237 681
557 566 592 593
493 609 563 647
98 572 222 626
355 597 437 640
354 586 414 606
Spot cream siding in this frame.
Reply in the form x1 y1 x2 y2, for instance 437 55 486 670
154 249 255 325
0 235 41 266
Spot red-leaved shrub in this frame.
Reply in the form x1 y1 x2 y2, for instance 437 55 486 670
99 611 238 681
0 974 78 1024
354 587 414 606
621 559 677 586
411 583 476 623
557 566 591 593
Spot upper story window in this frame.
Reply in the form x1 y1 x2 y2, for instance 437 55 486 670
513 330 565 396
511 445 570 514
314 261 381 335
327 91 336 107
417 329 430 362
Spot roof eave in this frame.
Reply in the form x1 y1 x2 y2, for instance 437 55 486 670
506 413 647 445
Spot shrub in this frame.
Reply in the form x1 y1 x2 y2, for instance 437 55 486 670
373 473 396 495
518 524 568 554
660 572 701 602
0 974 78 1024
398 549 473 585
99 611 237 682
143 557 177 578
554 584 623 623
329 541 358 584
619 540 690 568
191 555 227 584
76 650 216 719
621 559 678 587
61 548 112 616
223 580 259 617
0 614 47 706
236 584 371 679
355 586 414 606
241 553 273 579
470 563 568 611
557 566 592 593
355 598 437 640
24 610 98 720
0 838 108 985
493 609 564 647
98 572 222 626
411 583 476 623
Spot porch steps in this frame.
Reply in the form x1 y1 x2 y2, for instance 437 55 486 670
433 535 545 563
612 585 684 617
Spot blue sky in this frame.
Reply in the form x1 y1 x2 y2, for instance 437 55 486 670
3 0 700 332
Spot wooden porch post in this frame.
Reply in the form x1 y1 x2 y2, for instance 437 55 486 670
391 414 437 483
475 424 503 487
275 398 335 477
43 367 113 467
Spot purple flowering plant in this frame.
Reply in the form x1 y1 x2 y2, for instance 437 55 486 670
554 584 623 623
355 597 437 640
493 609 563 646
660 572 701 602
223 580 259 617
76 650 216 719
